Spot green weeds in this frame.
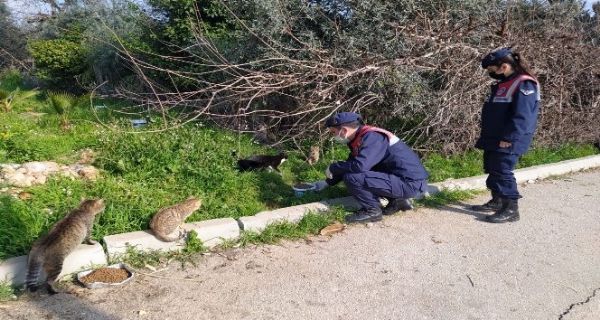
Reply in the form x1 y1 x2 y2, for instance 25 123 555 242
238 208 346 246
416 190 480 208
423 145 598 183
0 281 16 302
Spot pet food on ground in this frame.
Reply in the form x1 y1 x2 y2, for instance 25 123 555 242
80 267 131 284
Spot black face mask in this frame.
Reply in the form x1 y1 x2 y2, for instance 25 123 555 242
488 71 507 81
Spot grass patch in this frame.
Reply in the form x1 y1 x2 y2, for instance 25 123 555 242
0 113 101 163
0 69 25 91
183 230 206 254
416 190 480 208
238 208 346 246
423 152 483 183
0 281 16 302
117 231 207 270
0 76 348 258
117 246 166 270
423 144 599 183
0 83 350 259
517 144 599 168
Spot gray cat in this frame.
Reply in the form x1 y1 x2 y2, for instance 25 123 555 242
26 199 105 294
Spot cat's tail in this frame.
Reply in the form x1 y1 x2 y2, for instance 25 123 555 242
154 230 184 242
25 248 45 292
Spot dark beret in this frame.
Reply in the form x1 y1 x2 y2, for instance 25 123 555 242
481 48 512 68
325 112 363 127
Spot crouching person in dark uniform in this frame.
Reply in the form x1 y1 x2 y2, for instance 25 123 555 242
310 112 429 223
471 48 540 223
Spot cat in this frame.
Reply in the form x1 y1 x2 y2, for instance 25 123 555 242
150 197 202 242
233 151 288 173
26 199 105 294
306 146 320 165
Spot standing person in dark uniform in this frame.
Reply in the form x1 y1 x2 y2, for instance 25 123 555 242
310 112 429 223
471 48 541 223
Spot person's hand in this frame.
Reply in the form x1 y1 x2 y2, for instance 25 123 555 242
325 166 333 179
499 141 512 148
312 180 329 191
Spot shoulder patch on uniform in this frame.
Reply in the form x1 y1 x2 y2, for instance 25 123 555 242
520 89 535 96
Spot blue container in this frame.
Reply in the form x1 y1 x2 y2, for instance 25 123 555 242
292 184 316 197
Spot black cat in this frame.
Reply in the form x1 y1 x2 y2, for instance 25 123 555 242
233 151 288 173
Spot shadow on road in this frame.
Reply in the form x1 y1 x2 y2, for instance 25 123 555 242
2 287 119 320
437 202 492 222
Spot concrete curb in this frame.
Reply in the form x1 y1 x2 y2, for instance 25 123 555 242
239 201 331 233
104 230 185 259
0 243 107 287
238 197 362 233
2 154 599 287
0 255 27 286
186 218 241 248
104 218 240 259
428 154 600 192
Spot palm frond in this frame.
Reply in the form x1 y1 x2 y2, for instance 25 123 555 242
16 89 40 100
0 89 9 101
47 92 76 115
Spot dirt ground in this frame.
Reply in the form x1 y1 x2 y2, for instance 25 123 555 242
2 170 599 320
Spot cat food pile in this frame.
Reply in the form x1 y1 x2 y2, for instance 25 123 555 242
80 267 131 284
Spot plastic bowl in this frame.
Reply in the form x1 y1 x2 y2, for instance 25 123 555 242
77 263 134 289
130 119 147 128
292 183 316 197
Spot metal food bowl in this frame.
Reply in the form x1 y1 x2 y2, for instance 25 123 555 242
77 263 134 289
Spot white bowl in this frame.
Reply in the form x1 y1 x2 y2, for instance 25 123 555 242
77 263 134 289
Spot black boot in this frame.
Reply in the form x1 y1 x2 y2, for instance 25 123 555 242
383 198 414 215
485 198 520 223
345 207 383 223
470 192 502 212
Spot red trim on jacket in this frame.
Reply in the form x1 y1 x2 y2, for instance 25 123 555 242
349 125 397 157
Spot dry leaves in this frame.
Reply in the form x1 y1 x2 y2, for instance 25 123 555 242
320 222 345 236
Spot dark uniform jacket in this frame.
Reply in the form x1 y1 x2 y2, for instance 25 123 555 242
326 126 429 185
475 73 541 155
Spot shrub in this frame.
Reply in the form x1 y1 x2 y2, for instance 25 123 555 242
121 0 600 154
28 39 86 85
0 88 40 112
47 91 77 128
